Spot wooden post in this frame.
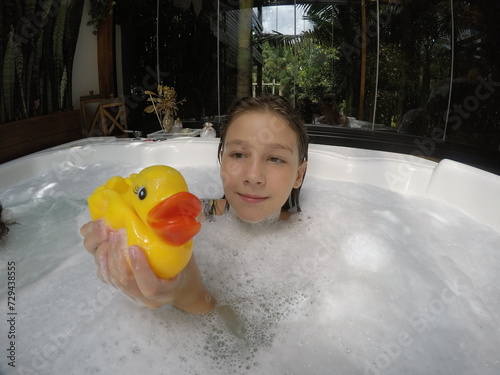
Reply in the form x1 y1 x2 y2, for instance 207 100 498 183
359 0 366 120
237 0 253 98
97 2 116 97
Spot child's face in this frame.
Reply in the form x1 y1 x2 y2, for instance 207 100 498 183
220 111 307 223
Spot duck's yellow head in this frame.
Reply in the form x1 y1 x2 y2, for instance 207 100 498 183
126 165 201 246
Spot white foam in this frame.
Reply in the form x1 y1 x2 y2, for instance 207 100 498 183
1 162 499 374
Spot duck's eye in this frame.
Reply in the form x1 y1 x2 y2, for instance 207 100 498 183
137 186 147 200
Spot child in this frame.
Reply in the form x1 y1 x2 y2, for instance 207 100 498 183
80 95 309 313
317 92 350 127
0 202 10 241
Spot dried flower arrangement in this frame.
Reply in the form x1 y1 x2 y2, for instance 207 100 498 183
144 85 186 132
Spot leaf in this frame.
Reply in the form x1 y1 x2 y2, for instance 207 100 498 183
2 29 15 121
24 0 37 21
87 0 113 35
59 66 67 108
13 34 28 118
39 0 54 22
53 0 68 110
30 28 45 115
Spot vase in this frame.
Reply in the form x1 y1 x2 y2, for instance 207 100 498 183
200 122 216 138
162 110 174 132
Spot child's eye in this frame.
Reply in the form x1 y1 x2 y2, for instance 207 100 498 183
269 156 286 164
230 152 245 159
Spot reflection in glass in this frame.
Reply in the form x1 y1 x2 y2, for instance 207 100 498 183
115 1 499 151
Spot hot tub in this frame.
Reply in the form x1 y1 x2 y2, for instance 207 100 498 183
1 138 499 375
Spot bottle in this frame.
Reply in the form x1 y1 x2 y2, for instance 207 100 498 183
173 117 183 133
200 122 216 138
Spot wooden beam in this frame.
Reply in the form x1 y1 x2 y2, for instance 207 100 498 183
0 111 82 164
97 4 116 96
237 0 254 98
359 0 367 120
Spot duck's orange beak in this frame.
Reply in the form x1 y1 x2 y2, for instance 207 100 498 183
147 192 202 246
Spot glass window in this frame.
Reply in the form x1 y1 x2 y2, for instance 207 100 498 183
115 0 500 172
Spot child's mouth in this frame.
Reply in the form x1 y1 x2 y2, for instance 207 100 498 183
238 193 267 204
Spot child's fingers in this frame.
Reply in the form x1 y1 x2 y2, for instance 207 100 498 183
128 246 178 305
81 219 109 255
107 229 135 288
97 253 111 284
79 220 93 237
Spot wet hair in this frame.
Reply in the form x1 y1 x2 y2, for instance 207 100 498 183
323 93 339 103
218 95 309 212
0 202 9 241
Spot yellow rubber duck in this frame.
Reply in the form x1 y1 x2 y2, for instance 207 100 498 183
88 165 202 279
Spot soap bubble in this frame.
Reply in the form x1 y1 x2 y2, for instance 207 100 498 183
0 162 499 374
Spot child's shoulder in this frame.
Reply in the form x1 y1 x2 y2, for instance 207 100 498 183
199 198 229 221
279 210 292 221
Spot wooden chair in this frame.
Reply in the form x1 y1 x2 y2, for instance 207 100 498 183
87 97 128 137
80 93 107 135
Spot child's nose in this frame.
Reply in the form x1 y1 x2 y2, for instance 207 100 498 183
243 160 265 185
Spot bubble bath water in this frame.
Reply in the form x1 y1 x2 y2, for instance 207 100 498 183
0 140 499 375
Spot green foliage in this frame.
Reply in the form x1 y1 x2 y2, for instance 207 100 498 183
254 3 359 114
255 1 484 127
295 42 340 101
53 0 68 109
257 36 341 104
0 0 84 124
259 41 293 97
2 30 15 122
13 29 28 118
87 0 115 35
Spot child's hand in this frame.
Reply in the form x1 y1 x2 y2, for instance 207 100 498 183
80 220 215 313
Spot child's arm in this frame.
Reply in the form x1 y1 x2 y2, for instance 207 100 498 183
80 220 215 313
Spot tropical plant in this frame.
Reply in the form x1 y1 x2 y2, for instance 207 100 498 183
87 0 115 35
295 40 341 101
0 0 84 124
253 3 360 115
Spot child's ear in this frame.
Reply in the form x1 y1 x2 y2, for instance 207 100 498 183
293 161 307 189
